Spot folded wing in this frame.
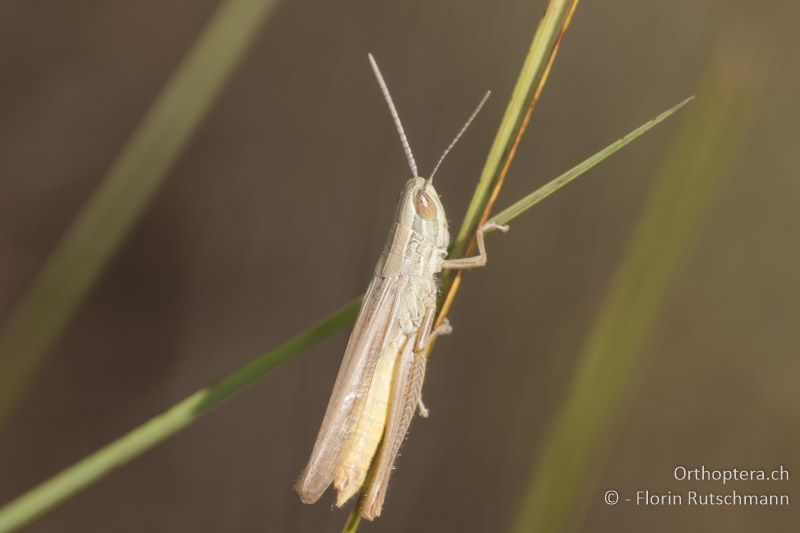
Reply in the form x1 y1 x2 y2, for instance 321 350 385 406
295 275 407 503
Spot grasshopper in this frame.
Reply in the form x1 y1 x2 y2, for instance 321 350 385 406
295 54 507 520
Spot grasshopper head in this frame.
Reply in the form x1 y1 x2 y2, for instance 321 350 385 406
395 177 449 250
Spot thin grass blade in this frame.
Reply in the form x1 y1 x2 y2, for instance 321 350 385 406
0 0 280 426
488 97 693 229
0 298 360 533
434 0 580 344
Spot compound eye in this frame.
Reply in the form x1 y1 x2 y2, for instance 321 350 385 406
413 188 437 220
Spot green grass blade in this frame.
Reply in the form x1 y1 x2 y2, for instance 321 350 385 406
341 512 362 533
488 97 693 229
0 0 279 426
510 48 760 533
440 0 580 301
451 0 579 252
0 298 360 533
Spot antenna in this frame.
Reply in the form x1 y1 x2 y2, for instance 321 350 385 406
427 90 491 187
368 53 419 178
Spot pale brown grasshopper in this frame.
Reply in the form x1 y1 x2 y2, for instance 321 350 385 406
295 54 506 520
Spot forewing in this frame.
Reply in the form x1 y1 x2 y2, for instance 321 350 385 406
295 275 407 503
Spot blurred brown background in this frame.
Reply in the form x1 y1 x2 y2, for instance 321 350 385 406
0 1 797 531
